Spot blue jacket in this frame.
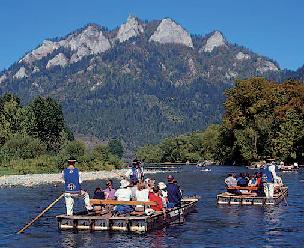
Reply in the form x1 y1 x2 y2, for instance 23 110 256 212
166 183 182 207
237 177 248 186
64 168 81 193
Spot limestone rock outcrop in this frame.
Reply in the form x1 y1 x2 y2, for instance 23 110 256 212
46 53 68 69
20 40 60 64
117 16 144 42
202 31 227 52
149 18 193 47
14 67 27 79
236 52 251 60
0 74 7 84
256 58 279 73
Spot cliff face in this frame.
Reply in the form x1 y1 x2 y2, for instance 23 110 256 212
0 16 292 150
149 18 193 47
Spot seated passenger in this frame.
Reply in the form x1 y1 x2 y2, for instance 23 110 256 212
148 186 166 216
114 180 133 214
135 182 149 211
225 174 237 187
104 180 116 200
93 187 105 211
248 175 257 186
158 182 168 208
93 187 105 199
166 175 182 208
237 173 248 187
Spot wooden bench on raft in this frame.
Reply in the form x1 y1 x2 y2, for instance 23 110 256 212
226 186 259 196
227 186 258 191
90 199 158 215
90 199 157 206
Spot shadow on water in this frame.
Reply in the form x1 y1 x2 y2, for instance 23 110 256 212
1 166 304 247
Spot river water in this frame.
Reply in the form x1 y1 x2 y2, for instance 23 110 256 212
1 166 303 248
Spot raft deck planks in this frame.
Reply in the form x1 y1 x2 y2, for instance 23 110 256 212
217 186 288 205
56 198 198 233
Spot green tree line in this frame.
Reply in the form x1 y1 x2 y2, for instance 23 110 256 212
136 78 304 165
0 93 123 175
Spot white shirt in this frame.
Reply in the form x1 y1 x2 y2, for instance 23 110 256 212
225 176 237 187
115 188 132 201
135 189 149 202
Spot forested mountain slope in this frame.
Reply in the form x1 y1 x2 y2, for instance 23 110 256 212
0 16 301 152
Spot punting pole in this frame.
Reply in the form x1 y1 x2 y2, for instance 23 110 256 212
17 193 65 234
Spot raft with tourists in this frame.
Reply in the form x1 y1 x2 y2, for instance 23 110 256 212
217 161 288 206
278 162 299 172
56 197 198 233
54 159 198 233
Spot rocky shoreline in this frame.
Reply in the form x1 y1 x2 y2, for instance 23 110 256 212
0 169 165 187
0 169 129 187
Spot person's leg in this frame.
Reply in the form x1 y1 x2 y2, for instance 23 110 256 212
269 183 274 198
264 183 269 198
80 190 93 210
64 193 74 216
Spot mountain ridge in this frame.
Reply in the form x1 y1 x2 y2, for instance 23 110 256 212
0 16 302 154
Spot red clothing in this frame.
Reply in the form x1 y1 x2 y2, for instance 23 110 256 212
256 177 262 186
149 194 163 211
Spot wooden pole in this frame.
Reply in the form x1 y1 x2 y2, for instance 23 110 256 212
17 193 65 234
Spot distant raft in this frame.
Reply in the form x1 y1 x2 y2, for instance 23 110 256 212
56 197 198 233
217 186 288 206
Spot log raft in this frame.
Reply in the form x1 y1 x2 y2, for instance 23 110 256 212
56 197 198 233
217 186 288 205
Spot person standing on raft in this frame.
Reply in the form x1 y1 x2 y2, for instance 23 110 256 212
126 159 144 183
62 158 93 216
261 161 276 198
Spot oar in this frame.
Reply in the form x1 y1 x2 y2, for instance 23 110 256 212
17 193 65 234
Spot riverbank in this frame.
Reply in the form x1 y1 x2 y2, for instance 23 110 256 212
0 169 167 187
0 169 130 187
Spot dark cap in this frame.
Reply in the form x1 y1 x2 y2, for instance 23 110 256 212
167 175 174 181
68 157 76 163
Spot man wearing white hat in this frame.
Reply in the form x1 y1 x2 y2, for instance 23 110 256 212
62 158 93 216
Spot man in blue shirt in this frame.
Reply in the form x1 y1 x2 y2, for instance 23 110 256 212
166 175 182 208
62 158 93 215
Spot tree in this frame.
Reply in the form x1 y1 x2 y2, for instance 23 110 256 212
108 139 124 158
26 96 65 151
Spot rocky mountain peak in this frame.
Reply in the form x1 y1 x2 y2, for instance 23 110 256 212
149 18 193 47
202 31 227 52
116 15 144 43
20 40 60 64
64 24 111 62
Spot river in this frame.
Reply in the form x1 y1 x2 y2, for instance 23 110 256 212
1 166 303 248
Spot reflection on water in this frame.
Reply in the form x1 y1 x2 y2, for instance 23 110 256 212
1 166 304 248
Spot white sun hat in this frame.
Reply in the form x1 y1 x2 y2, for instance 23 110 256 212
158 182 167 190
120 179 130 188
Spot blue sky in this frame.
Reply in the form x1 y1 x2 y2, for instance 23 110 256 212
0 0 303 71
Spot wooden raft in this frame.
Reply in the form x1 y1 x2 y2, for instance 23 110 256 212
56 197 199 233
217 186 288 205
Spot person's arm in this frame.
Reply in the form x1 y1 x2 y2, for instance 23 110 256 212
104 191 109 199
61 171 65 183
79 171 83 184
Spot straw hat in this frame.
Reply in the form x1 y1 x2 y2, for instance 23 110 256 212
120 179 130 188
158 182 167 190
